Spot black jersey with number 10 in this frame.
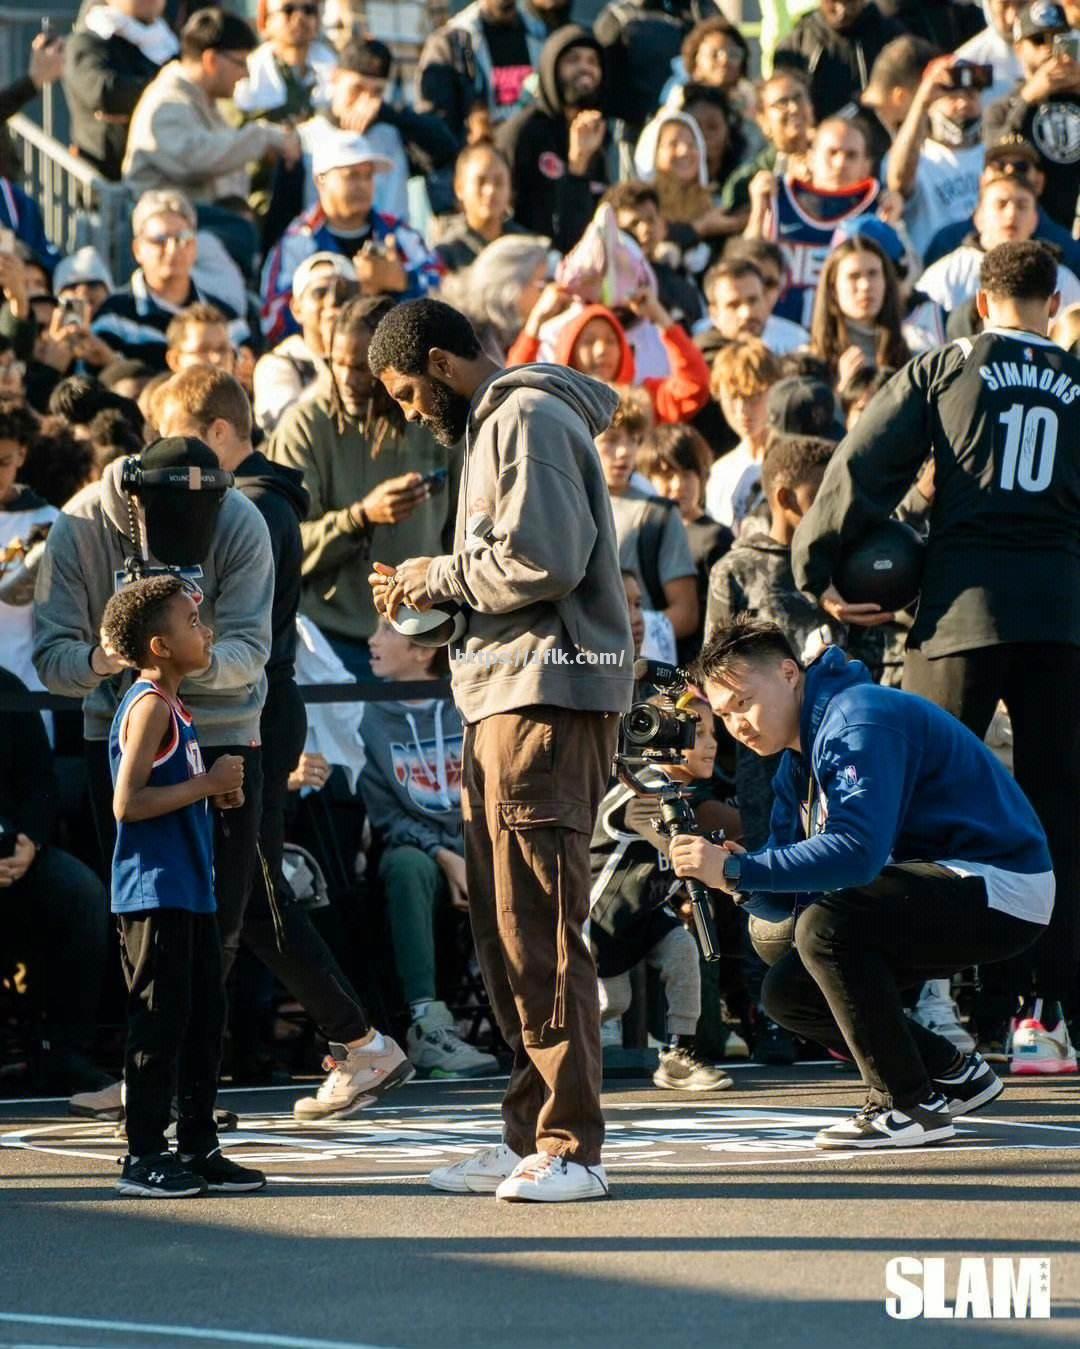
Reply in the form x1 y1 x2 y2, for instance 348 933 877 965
792 328 1080 658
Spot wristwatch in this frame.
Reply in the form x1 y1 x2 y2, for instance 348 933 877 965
722 854 743 890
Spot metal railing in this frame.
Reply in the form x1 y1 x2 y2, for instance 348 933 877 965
7 112 134 284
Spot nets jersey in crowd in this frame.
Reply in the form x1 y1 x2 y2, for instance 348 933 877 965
108 680 215 916
771 177 881 328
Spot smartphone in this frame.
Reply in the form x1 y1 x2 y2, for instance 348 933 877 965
59 296 89 328
946 61 993 90
40 16 54 40
420 467 449 493
1054 32 1080 61
0 227 14 256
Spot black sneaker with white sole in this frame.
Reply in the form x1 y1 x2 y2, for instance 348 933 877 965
815 1093 956 1150
183 1147 266 1192
931 1051 1004 1119
116 1152 207 1198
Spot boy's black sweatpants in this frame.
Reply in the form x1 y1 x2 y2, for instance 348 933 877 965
119 908 224 1158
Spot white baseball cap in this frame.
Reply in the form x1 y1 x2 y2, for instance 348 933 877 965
291 251 358 297
312 132 394 178
53 246 114 294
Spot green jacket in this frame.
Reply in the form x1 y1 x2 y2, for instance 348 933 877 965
268 394 455 642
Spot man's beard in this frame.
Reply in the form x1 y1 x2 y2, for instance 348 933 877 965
421 377 471 446
561 80 601 111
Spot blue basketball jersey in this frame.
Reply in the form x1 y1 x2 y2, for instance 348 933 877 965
108 679 215 915
772 177 881 327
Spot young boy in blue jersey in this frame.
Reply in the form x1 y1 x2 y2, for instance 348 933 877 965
669 618 1052 1151
103 575 266 1199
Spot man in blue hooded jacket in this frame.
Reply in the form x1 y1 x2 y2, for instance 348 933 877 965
670 619 1053 1151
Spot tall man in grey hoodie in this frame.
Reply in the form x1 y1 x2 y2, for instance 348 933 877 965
368 299 635 1204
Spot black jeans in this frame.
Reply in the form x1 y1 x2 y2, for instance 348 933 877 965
119 908 224 1158
245 679 368 1043
903 642 1080 1003
761 864 1044 1108
5 848 108 1052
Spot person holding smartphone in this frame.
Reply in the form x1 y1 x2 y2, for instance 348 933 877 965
985 1 1080 232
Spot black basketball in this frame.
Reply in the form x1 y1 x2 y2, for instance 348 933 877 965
835 519 925 612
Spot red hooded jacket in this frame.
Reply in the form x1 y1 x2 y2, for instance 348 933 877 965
507 304 711 425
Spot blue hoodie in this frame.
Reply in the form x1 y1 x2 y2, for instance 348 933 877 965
738 647 1053 925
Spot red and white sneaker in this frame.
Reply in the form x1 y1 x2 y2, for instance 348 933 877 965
1010 1017 1078 1076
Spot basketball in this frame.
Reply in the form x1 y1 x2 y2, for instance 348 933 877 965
835 519 925 612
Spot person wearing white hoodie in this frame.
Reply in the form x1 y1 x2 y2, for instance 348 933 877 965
954 0 1025 106
360 620 499 1080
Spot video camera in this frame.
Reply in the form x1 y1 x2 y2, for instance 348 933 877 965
613 659 722 961
119 445 233 572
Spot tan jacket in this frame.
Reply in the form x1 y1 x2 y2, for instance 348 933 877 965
426 365 635 724
123 61 285 202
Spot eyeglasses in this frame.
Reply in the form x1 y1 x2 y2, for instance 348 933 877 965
275 2 319 15
140 230 196 249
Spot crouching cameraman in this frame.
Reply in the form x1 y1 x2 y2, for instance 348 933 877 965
669 619 1052 1151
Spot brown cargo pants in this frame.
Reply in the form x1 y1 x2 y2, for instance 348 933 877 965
461 704 618 1165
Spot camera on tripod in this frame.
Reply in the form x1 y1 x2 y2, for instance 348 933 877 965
613 659 722 962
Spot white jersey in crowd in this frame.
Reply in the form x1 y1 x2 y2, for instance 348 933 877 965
885 138 985 259
919 246 1080 314
762 312 811 355
705 441 762 534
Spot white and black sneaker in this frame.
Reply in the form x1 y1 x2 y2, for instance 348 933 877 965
815 1093 956 1150
116 1152 207 1198
931 1052 1004 1119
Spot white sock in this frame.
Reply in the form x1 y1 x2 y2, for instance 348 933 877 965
352 1030 385 1054
410 1000 433 1022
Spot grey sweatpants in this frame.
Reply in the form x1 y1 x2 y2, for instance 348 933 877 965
599 924 701 1038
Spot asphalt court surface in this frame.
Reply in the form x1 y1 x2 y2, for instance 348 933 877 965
3 1063 1080 1348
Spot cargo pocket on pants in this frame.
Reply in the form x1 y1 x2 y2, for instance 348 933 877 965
497 800 591 1044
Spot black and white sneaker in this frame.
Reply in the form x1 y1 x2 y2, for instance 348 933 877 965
183 1147 266 1193
815 1093 956 1150
932 1051 1004 1119
116 1152 207 1198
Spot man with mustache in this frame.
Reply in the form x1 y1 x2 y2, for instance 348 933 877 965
366 298 634 1203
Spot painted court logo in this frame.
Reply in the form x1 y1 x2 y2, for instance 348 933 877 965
885 1258 1051 1320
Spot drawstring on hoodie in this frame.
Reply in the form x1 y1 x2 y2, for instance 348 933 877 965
404 703 453 810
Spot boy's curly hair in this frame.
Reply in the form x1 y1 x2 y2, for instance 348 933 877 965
100 574 185 669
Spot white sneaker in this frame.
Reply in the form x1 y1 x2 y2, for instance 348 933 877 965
911 980 975 1053
407 1002 499 1079
723 1029 750 1060
815 1094 956 1150
495 1152 610 1202
69 1078 124 1120
1010 1017 1079 1076
428 1143 522 1194
293 1035 414 1121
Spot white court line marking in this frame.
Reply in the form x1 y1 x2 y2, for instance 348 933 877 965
0 1314 399 1349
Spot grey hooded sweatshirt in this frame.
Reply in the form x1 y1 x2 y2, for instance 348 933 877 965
32 458 273 745
425 364 635 724
358 696 464 857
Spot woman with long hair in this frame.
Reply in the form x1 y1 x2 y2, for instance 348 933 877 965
810 237 910 386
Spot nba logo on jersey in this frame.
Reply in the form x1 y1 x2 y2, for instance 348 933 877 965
187 740 205 778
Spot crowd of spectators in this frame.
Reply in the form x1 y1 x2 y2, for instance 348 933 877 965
2 0 1079 1104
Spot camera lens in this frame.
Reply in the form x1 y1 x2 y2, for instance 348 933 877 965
623 704 662 746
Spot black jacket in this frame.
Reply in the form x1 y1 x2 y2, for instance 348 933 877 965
985 86 1080 233
877 0 984 51
63 30 163 180
0 667 56 849
774 4 905 121
233 451 309 686
595 0 719 133
495 26 609 253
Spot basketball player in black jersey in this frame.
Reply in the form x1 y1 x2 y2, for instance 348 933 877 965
793 240 1080 1075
